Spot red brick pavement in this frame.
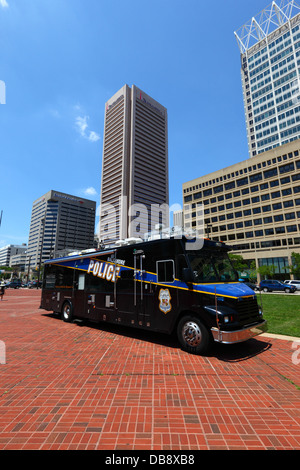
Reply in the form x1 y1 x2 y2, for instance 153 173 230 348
0 289 299 450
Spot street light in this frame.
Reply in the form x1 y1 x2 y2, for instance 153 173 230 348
206 223 212 239
37 218 45 287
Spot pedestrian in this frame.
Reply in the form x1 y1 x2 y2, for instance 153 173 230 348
0 282 5 301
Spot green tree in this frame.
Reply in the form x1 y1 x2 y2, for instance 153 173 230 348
289 252 300 277
229 254 257 281
248 260 257 282
228 254 248 272
257 264 276 279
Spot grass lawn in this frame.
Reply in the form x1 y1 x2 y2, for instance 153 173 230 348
257 293 300 337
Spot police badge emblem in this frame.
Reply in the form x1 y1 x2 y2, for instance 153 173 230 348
158 289 172 314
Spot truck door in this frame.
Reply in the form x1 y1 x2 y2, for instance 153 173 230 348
116 249 152 327
134 250 151 326
73 272 87 318
152 259 177 332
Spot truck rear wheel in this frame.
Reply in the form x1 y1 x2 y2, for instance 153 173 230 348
62 301 73 323
177 315 211 355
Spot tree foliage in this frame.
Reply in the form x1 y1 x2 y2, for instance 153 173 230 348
289 252 300 277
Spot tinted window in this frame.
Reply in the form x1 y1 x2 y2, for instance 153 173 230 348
157 260 175 283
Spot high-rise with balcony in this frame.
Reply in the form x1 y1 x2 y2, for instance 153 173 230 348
235 0 300 157
99 84 169 244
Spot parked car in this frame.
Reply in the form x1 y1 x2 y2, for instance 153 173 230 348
239 279 257 291
28 280 42 289
259 280 296 293
6 279 22 289
284 280 300 291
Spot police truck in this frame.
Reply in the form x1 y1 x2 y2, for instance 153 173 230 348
40 235 267 355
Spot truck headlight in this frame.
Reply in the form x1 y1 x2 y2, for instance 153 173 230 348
223 315 233 323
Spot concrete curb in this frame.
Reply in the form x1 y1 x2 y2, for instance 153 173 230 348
261 332 300 341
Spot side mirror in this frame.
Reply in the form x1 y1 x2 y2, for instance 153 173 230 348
182 268 193 283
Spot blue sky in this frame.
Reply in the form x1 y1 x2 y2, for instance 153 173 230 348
0 0 271 247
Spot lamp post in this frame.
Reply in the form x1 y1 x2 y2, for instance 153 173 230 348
37 218 45 287
206 223 212 239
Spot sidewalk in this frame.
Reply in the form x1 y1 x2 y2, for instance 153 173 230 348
0 289 299 450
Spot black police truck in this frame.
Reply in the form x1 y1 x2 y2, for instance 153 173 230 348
40 236 267 355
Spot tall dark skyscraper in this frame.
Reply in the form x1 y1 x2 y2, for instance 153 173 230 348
99 84 169 244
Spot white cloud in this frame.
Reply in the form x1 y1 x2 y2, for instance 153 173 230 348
0 0 9 8
88 131 101 142
75 115 100 143
84 187 97 196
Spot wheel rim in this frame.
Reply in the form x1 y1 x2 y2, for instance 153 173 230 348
182 321 202 347
63 304 70 320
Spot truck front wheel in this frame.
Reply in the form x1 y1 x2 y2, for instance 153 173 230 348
62 301 73 323
177 315 212 355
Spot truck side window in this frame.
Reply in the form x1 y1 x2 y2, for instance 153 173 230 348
156 260 175 283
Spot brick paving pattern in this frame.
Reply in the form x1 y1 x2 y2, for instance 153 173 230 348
0 289 299 450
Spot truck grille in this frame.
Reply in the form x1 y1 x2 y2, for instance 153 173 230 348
235 297 260 326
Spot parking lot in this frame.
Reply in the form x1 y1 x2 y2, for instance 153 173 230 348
0 289 299 450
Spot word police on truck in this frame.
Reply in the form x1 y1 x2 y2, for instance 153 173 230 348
40 234 267 355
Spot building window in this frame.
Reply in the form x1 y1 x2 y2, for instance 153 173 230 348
250 172 262 182
285 212 295 220
237 177 248 187
279 162 294 173
225 182 235 190
287 225 297 232
264 168 278 178
282 188 292 196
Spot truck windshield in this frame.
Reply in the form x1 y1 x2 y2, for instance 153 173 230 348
187 250 238 283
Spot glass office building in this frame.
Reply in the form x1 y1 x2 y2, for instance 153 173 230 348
235 0 300 157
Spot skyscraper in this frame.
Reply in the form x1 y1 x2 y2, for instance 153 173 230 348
235 0 300 157
26 190 96 269
99 84 169 244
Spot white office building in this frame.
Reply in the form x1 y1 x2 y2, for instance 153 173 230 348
0 244 27 267
235 0 300 157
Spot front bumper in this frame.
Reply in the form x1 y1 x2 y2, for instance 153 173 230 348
211 320 268 344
